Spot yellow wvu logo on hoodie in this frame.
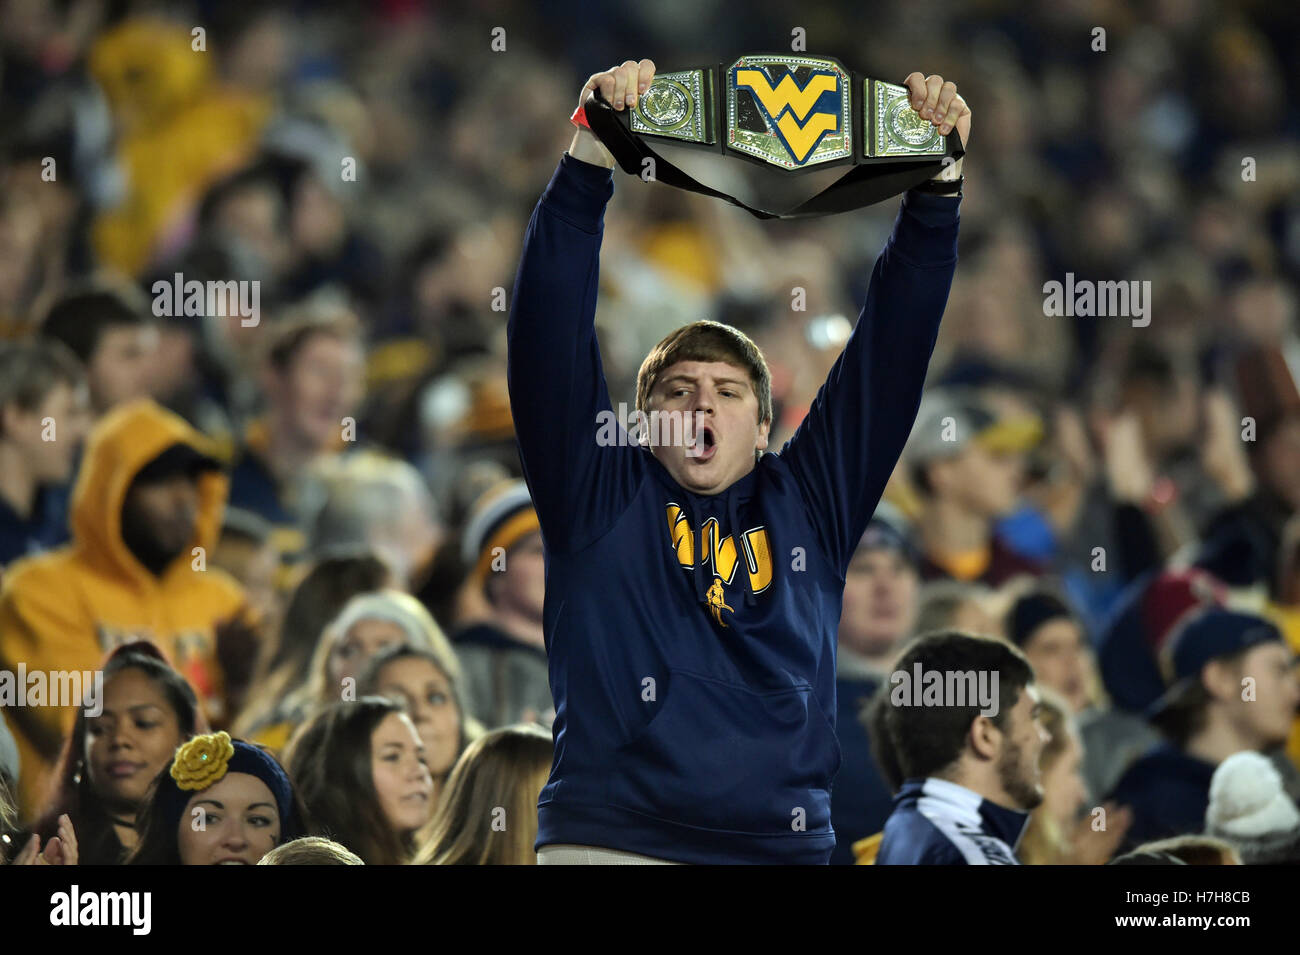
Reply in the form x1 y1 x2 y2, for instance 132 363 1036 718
666 503 773 626
0 399 247 817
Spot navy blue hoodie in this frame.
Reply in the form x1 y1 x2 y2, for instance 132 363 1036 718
508 152 959 864
1108 741 1217 851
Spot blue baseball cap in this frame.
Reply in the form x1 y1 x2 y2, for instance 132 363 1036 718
1148 609 1285 717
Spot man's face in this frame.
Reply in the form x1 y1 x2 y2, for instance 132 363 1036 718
1022 619 1091 713
490 531 546 622
89 325 157 414
934 443 1025 517
275 334 364 450
123 474 201 561
838 548 919 658
4 381 91 482
645 360 770 496
994 684 1048 811
1226 642 1300 748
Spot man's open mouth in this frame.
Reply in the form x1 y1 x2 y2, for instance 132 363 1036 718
689 422 717 461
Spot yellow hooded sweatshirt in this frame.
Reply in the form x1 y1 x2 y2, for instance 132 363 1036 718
0 400 246 816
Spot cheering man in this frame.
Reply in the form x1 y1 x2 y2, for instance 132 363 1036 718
509 58 970 864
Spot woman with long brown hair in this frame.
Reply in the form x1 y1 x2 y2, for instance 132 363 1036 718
359 643 472 807
413 723 552 865
286 697 435 864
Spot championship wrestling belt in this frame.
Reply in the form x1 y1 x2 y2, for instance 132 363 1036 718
580 53 965 219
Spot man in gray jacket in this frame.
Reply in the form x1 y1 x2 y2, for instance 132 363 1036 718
452 479 553 728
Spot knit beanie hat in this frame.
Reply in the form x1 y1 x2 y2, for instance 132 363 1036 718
1006 591 1074 649
156 731 301 839
1205 751 1300 838
460 479 541 597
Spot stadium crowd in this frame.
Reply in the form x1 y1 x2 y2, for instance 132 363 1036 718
2 0 1300 864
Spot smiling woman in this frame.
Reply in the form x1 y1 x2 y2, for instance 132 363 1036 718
127 731 304 865
284 697 434 865
30 642 202 865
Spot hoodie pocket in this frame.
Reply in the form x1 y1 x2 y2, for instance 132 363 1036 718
606 668 840 835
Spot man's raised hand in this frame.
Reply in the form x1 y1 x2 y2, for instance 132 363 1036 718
569 59 657 169
902 72 971 146
578 59 657 113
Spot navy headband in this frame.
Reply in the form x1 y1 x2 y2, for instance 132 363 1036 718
158 737 299 838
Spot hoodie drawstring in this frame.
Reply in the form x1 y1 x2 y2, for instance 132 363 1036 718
690 497 705 605
688 492 754 619
729 494 755 608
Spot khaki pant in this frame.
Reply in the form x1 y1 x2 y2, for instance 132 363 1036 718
537 844 683 865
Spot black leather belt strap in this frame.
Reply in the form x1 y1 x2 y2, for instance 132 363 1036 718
581 56 966 220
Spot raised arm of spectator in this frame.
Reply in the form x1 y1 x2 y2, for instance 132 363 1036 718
505 62 658 554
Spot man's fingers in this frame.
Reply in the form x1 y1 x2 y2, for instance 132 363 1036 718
933 81 957 126
623 61 642 107
922 75 943 119
615 59 639 109
611 67 628 109
938 94 966 135
581 72 608 109
637 58 656 97
582 60 655 111
904 71 927 107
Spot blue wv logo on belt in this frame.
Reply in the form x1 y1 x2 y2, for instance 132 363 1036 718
733 67 841 164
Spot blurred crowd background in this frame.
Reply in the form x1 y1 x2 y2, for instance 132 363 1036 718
2 0 1300 865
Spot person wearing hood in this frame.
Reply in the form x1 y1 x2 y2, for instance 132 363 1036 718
0 399 249 817
1108 609 1300 851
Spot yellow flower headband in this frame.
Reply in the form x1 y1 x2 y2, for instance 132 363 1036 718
170 730 236 791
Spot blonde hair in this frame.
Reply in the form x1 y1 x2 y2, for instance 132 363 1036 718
1017 687 1078 865
0 775 17 838
412 724 552 865
257 836 364 865
285 589 461 718
1135 834 1242 865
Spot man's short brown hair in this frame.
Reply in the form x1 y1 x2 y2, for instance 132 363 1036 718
0 340 83 438
635 321 772 426
265 306 361 373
